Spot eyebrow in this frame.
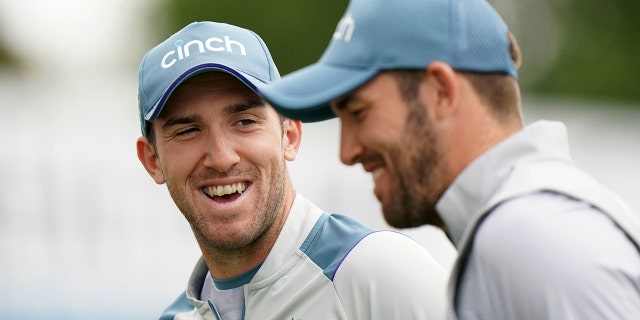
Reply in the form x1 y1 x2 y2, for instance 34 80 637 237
224 99 266 115
161 115 203 130
160 99 267 130
331 94 355 112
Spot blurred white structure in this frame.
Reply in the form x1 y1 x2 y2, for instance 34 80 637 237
0 1 638 319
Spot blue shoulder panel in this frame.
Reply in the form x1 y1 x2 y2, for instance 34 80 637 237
159 291 195 320
300 213 375 281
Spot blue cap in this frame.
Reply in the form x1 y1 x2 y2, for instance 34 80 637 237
138 21 280 135
259 0 517 122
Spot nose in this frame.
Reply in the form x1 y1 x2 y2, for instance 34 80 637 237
202 132 240 172
339 121 363 166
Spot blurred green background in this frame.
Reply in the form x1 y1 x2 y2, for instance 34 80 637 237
0 2 637 319
1 0 638 102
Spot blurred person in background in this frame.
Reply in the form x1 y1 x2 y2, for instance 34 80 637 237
136 21 449 320
259 0 640 319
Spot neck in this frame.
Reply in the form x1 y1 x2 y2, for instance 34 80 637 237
447 103 522 182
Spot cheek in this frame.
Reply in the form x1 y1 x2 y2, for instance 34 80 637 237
365 114 405 147
241 136 285 164
160 145 201 174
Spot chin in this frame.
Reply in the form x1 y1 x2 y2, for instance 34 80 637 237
381 210 409 229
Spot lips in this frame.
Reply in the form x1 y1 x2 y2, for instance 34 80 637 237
361 154 386 183
202 182 247 198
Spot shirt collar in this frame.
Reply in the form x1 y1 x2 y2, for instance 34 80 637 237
436 120 572 246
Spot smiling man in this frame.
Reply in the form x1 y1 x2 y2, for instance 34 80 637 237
259 0 640 319
136 21 449 320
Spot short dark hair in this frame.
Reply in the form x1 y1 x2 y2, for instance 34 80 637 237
145 122 157 150
388 68 520 123
459 71 521 122
389 31 522 122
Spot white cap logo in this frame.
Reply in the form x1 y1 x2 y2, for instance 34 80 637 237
160 36 247 69
333 14 355 43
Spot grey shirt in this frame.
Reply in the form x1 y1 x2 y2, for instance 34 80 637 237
438 121 640 319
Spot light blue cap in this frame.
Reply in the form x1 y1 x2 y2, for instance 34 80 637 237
138 21 280 135
260 0 517 122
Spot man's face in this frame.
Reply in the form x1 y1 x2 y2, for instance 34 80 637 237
138 72 299 252
331 72 447 228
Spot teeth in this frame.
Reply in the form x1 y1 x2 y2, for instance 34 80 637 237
372 168 384 182
203 182 247 197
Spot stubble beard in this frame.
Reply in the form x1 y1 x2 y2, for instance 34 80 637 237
166 161 287 257
383 99 445 229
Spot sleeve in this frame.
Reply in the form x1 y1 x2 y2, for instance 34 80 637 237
333 230 450 320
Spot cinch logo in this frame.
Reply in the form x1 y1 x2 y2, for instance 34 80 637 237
161 36 247 69
332 13 355 42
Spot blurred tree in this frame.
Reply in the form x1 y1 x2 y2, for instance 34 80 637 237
151 0 347 75
0 35 20 70
529 0 640 102
151 0 639 103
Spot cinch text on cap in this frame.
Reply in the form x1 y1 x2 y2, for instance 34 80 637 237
161 36 247 69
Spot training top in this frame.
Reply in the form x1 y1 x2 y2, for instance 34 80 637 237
438 120 640 319
159 193 449 320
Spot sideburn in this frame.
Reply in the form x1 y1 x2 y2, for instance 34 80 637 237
402 97 447 229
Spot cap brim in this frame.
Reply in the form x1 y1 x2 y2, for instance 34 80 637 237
260 63 379 122
145 64 267 122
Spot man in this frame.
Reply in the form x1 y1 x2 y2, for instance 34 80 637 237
136 21 448 320
259 0 640 319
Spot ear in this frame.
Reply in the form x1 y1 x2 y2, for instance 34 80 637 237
136 137 166 184
282 118 302 161
423 61 460 121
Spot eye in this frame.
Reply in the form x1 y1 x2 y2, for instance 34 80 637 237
236 118 257 127
175 126 200 136
346 105 366 121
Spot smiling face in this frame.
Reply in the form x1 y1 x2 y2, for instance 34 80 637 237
331 72 447 228
137 72 301 260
